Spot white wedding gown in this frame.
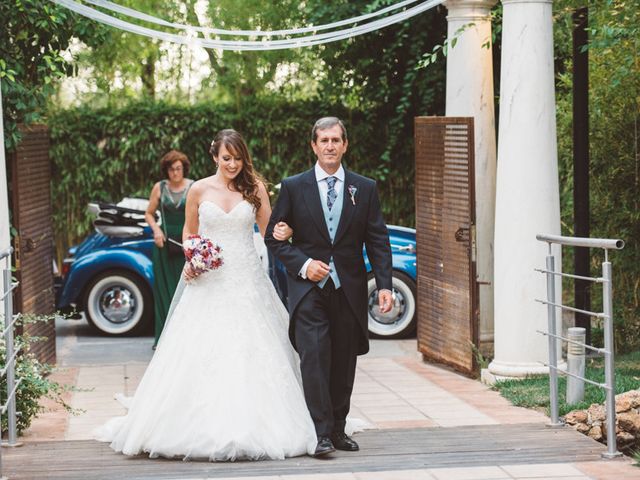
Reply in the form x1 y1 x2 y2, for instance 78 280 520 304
94 200 318 460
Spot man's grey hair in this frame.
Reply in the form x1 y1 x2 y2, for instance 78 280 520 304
311 117 348 143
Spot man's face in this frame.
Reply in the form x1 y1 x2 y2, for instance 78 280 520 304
311 124 348 173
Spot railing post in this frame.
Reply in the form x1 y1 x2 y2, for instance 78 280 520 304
3 269 17 447
545 247 562 427
601 254 621 458
566 327 586 404
536 234 624 458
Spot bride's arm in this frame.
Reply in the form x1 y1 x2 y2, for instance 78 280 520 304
181 183 201 281
182 182 200 240
255 182 272 237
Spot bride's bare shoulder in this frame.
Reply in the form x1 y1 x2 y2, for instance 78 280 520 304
257 180 269 196
189 177 215 197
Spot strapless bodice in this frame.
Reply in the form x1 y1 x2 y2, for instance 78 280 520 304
197 199 262 276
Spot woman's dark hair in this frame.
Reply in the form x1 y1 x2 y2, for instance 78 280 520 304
209 129 265 211
160 150 190 179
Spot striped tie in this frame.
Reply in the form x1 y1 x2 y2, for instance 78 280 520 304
326 176 337 211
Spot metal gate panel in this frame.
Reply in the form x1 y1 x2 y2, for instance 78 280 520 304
415 117 478 375
11 124 56 364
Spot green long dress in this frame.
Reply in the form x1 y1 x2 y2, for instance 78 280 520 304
153 179 193 345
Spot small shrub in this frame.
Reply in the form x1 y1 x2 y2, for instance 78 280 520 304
0 313 78 435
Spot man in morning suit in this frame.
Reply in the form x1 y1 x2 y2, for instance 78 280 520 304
265 117 393 457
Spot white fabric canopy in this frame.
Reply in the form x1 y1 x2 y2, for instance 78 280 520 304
51 0 443 51
84 0 424 36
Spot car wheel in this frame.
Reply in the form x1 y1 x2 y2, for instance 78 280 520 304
84 270 152 335
367 271 417 339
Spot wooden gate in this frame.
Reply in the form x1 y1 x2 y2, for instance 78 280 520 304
11 124 56 364
414 117 478 375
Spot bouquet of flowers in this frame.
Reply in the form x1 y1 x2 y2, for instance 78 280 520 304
182 234 224 275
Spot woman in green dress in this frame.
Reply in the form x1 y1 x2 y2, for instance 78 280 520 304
145 150 194 347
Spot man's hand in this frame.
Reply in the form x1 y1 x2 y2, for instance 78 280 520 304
306 260 331 282
378 289 394 314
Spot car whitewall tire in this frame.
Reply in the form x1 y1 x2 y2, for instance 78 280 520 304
367 271 417 339
84 271 151 335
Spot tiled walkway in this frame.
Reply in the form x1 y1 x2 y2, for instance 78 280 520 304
196 463 630 480
24 340 543 441
19 334 640 479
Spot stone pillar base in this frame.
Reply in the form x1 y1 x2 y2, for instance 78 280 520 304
483 359 567 384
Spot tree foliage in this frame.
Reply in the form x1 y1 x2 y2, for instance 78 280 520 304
61 0 322 105
584 1 639 351
0 0 105 150
295 1 447 227
304 1 447 174
194 0 320 102
72 0 163 100
553 0 640 350
49 1 447 242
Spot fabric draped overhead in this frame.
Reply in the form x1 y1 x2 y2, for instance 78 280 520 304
51 0 444 51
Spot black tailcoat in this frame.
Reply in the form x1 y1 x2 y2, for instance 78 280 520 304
265 167 392 355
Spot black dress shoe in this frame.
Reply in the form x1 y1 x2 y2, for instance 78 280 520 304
313 436 335 457
331 432 359 451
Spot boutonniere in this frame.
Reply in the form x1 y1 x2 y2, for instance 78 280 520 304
348 185 358 205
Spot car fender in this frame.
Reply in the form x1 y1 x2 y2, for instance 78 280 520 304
390 252 417 280
364 225 417 280
57 249 153 309
363 251 416 280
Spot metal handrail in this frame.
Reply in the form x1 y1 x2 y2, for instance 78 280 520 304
0 247 12 261
0 283 18 302
534 268 604 283
545 364 609 389
536 234 624 250
0 254 22 480
536 330 605 354
1 314 20 338
534 299 606 319
1 378 23 415
536 233 623 459
0 346 21 378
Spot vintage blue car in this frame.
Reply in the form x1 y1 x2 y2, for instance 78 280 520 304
56 199 417 339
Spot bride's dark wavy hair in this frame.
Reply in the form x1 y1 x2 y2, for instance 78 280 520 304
209 129 266 211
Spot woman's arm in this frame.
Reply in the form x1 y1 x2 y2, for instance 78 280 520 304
145 182 164 248
182 181 201 240
254 181 273 237
181 182 201 281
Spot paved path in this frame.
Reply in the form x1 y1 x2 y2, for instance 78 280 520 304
11 317 640 479
3 424 609 479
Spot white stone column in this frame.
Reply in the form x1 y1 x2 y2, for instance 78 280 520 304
488 0 565 379
444 0 497 353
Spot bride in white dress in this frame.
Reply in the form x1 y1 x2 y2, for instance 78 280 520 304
94 129 317 460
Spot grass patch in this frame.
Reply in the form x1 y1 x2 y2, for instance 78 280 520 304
493 351 640 416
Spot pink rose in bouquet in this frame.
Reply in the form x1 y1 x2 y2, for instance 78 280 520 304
183 234 223 275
